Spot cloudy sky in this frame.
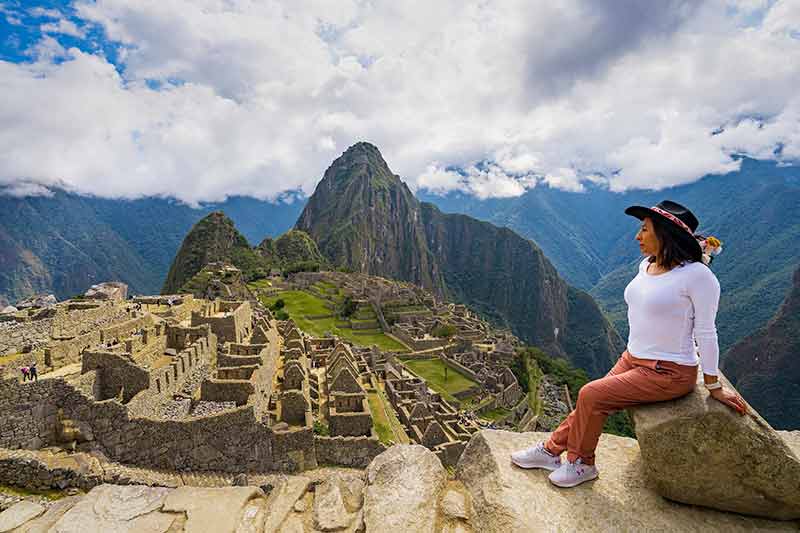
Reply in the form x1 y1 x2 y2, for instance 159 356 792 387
1 0 799 203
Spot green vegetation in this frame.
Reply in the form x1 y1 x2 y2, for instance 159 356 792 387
260 290 408 351
399 357 478 403
0 484 71 501
367 391 395 444
480 407 511 422
515 346 635 438
312 420 330 436
339 296 357 318
431 323 457 338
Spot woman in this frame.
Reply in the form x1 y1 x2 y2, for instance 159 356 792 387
511 200 747 488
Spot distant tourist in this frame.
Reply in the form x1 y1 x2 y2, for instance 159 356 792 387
20 366 29 382
29 362 38 381
511 200 745 489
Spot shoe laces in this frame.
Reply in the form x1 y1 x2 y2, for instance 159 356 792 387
566 459 587 476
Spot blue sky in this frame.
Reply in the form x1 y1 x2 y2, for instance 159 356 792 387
1 1 799 203
1 1 118 64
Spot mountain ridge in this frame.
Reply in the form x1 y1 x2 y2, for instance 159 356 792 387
296 143 624 376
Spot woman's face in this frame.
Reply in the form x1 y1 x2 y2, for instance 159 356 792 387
635 217 660 257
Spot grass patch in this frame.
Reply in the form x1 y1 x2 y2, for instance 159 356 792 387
399 358 478 403
480 407 511 422
0 485 71 501
367 391 395 444
247 279 273 289
0 353 23 366
261 290 408 352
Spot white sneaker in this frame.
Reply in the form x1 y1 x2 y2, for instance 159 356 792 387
510 442 562 471
548 458 599 488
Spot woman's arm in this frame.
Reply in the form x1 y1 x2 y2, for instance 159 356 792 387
688 267 747 415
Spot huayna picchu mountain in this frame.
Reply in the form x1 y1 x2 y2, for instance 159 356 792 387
723 264 800 430
163 212 325 294
295 143 442 290
296 142 624 376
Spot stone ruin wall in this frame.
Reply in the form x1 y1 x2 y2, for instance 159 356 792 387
50 302 129 339
0 377 60 450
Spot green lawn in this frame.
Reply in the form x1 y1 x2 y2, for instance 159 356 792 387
247 279 273 289
480 407 511 422
399 358 478 403
367 391 394 444
261 290 408 352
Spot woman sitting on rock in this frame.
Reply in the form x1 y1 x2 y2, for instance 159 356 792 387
511 200 747 488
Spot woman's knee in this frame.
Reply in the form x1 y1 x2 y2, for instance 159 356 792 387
577 381 604 405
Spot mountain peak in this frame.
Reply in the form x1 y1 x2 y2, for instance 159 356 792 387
161 210 254 293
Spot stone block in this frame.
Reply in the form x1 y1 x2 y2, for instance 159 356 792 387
630 371 800 520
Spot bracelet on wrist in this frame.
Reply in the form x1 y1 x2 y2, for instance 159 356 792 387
704 381 722 391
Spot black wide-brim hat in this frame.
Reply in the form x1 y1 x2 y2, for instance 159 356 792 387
624 200 702 259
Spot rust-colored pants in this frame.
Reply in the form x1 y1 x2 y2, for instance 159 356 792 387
545 350 697 465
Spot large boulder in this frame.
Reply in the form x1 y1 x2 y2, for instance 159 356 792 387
630 370 800 520
15 294 56 309
50 484 174 533
364 444 447 533
456 430 797 532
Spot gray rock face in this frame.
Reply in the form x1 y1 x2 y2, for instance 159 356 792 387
0 501 45 532
629 371 800 520
364 444 447 533
456 430 797 532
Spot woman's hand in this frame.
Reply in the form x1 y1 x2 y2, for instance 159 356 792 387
710 386 748 415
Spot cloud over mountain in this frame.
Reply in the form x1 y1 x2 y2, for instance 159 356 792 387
1 0 799 202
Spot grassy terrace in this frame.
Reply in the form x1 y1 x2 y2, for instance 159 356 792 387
398 357 479 404
480 407 512 422
367 391 393 443
259 290 409 352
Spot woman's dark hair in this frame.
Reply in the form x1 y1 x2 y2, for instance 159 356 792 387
647 215 702 268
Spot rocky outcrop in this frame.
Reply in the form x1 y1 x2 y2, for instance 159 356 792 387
723 264 800 430
455 430 797 532
296 143 623 376
0 500 45 532
256 229 326 272
364 445 447 532
629 370 800 520
296 142 442 290
162 211 264 294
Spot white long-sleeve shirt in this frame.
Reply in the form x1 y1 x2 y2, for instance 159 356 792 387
624 257 721 375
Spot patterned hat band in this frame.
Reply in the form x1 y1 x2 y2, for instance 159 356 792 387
649 206 694 236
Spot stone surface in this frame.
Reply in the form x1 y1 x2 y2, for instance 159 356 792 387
262 476 310 533
279 515 305 533
364 444 447 533
50 484 175 533
440 488 470 520
162 486 262 533
0 500 45 532
14 496 81 533
630 371 800 520
313 479 354 531
232 499 266 533
456 430 798 532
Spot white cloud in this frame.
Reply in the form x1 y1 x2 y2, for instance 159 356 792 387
1 0 799 202
40 19 85 38
28 7 62 19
